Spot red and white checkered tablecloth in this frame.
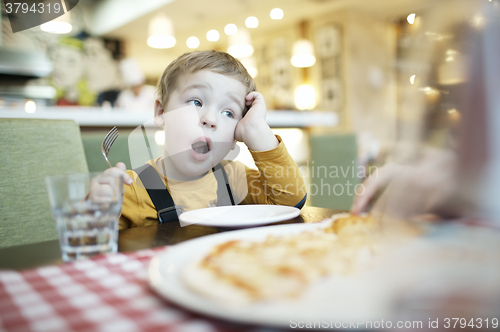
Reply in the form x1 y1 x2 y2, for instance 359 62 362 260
0 247 259 332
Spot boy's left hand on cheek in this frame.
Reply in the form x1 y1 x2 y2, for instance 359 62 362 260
234 92 279 152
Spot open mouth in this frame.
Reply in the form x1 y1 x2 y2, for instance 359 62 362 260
191 141 210 154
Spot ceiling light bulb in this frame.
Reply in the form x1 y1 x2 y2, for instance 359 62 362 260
227 29 254 58
40 21 72 34
228 44 254 58
270 8 283 20
224 24 237 35
245 16 259 28
206 29 220 42
239 57 258 78
186 36 200 49
147 14 176 49
147 35 176 49
40 12 72 34
291 40 316 68
410 75 416 84
407 13 416 24
25 100 36 113
294 85 316 110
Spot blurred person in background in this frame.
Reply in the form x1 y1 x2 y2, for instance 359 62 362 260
347 4 500 327
350 0 499 227
115 58 156 112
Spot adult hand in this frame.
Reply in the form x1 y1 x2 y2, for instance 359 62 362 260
350 163 402 215
351 149 458 220
379 149 457 220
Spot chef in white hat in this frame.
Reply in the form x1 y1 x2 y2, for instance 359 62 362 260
115 58 156 112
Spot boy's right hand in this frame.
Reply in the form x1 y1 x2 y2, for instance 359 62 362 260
89 162 133 204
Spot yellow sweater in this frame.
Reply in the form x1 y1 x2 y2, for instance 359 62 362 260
119 136 307 229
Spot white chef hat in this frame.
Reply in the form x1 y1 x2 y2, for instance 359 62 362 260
119 58 145 87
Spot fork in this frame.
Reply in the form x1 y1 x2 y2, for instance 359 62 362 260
101 126 119 168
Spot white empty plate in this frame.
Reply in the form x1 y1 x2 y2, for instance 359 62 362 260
179 205 301 227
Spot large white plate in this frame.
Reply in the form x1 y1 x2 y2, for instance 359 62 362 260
178 205 301 227
148 220 500 329
148 221 396 328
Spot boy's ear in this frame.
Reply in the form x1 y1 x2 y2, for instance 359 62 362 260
154 99 165 127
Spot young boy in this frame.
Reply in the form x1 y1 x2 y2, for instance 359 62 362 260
91 50 306 229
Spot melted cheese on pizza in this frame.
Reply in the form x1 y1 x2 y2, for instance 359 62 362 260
193 214 393 301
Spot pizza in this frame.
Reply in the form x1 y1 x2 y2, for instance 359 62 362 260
182 214 420 303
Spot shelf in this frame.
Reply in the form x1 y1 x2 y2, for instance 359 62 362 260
0 107 338 128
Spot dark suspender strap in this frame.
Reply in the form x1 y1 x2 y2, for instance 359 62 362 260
134 162 235 223
212 163 235 206
134 164 182 223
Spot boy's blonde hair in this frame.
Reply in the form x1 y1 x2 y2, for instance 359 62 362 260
156 50 256 113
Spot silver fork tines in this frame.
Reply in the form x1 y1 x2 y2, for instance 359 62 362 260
101 126 119 168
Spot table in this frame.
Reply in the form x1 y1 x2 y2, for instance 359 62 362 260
0 206 341 270
2 209 499 332
0 206 341 332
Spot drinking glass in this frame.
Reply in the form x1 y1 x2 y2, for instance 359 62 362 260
45 173 122 262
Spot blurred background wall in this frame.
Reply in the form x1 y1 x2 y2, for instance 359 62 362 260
0 0 445 209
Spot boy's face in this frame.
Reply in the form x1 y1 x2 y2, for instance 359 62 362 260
155 70 247 179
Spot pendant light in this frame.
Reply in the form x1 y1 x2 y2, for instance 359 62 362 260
147 13 176 49
293 21 316 110
227 28 254 58
239 56 258 78
40 8 72 34
291 21 316 68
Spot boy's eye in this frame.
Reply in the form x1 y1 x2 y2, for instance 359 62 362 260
222 110 234 118
188 99 202 107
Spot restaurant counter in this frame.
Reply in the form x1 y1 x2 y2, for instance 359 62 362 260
0 107 338 128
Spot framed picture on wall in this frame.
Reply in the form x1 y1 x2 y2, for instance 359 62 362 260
320 56 339 79
316 24 343 114
316 25 342 58
270 57 291 87
321 78 343 112
271 37 289 58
